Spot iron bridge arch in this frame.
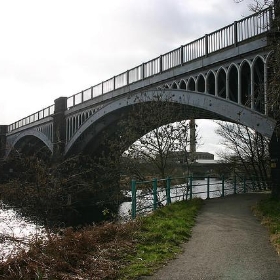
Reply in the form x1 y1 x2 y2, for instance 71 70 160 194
6 130 53 158
64 89 276 158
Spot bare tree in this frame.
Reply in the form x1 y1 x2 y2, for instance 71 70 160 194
234 0 280 197
216 121 270 189
117 94 199 180
233 0 272 10
124 120 190 178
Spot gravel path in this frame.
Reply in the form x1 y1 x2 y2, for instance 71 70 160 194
141 193 280 280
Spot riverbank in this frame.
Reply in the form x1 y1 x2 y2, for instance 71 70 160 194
1 193 280 279
0 198 203 279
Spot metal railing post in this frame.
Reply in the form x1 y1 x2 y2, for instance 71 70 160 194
234 175 237 194
159 55 163 73
91 86 93 99
205 34 208 57
126 70 130 85
142 63 145 80
243 176 246 193
234 21 238 46
207 176 210 199
221 175 225 197
180 45 184 65
153 178 158 210
131 180 137 219
189 176 193 200
166 177 171 205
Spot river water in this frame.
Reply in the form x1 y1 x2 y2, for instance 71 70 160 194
0 202 46 261
0 178 240 260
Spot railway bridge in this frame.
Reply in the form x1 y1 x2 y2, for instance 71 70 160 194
0 7 278 165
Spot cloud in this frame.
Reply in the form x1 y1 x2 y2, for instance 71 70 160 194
0 0 254 156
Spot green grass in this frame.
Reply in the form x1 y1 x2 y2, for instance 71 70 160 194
119 198 203 279
254 195 280 255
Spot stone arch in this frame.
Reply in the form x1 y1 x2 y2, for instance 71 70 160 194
252 56 265 113
228 63 239 102
197 74 206 92
82 113 86 123
206 70 215 95
171 82 178 89
6 130 53 159
217 67 227 98
65 89 276 157
179 80 187 89
71 117 75 136
240 59 251 107
66 118 71 140
76 116 80 131
187 77 196 91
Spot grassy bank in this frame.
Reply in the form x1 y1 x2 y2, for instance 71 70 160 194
253 195 280 256
0 198 203 279
119 198 203 279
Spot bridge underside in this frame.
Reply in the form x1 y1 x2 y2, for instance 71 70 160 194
9 135 52 160
65 89 276 158
5 130 53 160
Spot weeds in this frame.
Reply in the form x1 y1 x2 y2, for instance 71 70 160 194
0 222 138 279
253 195 280 255
0 198 203 279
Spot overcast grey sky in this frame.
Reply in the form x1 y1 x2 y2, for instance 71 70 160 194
0 0 256 157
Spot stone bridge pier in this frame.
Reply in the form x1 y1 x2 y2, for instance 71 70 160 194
0 125 8 160
53 97 67 162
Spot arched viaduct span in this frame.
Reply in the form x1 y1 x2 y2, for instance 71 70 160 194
64 89 276 158
0 7 277 161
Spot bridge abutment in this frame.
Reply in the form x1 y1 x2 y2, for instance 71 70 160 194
0 125 7 160
53 97 67 162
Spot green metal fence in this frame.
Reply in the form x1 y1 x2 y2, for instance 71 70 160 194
131 175 269 219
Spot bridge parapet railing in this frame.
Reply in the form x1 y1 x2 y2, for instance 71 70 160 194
182 37 206 62
129 65 143 83
8 104 54 133
237 7 272 42
207 24 235 53
64 6 273 107
131 175 270 219
115 71 128 89
143 57 161 78
162 47 182 71
8 7 273 133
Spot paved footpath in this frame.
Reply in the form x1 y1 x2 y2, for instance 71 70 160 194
141 193 280 280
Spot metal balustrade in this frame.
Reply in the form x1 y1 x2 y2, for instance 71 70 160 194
8 7 273 133
131 175 269 219
8 104 54 133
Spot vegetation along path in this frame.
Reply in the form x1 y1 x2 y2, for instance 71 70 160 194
142 193 280 280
